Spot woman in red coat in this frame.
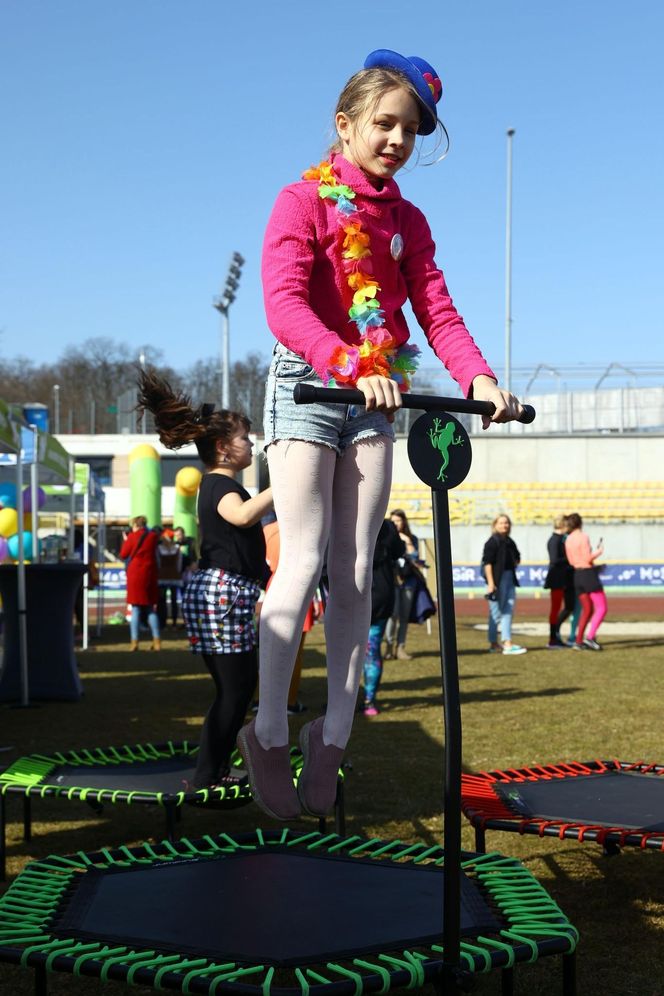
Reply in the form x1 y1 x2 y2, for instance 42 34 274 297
120 516 161 651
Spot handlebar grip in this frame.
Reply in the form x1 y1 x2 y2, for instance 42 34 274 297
516 405 536 424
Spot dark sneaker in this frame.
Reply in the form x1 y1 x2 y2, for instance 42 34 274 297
287 701 308 715
297 717 344 818
236 720 301 821
547 641 566 649
583 638 602 651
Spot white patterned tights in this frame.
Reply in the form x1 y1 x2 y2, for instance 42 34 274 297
255 438 392 750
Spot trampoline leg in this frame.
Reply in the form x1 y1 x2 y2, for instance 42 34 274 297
164 802 178 842
335 777 346 836
562 951 577 996
34 964 48 996
0 792 6 881
474 825 486 854
85 797 104 817
436 965 474 994
23 794 32 842
501 966 514 995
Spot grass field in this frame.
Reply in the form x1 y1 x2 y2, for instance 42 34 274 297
1 608 664 996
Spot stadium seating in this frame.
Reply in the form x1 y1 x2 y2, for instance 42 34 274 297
388 481 664 526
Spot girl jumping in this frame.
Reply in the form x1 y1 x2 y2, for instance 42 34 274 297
237 48 525 820
138 370 273 789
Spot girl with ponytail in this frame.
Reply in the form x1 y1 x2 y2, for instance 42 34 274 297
137 369 273 789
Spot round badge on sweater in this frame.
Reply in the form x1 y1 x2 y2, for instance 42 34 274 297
390 234 404 261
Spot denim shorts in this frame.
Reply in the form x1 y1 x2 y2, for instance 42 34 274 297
263 342 395 454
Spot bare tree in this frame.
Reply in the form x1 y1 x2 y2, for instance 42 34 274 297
1 338 269 433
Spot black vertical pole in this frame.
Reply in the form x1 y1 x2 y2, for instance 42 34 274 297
432 489 462 977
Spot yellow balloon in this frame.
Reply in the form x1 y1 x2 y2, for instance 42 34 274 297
0 507 18 538
175 466 202 496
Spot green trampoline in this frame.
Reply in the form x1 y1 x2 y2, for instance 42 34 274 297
0 828 578 996
0 740 345 879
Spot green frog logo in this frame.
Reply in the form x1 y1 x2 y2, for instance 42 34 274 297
427 417 465 482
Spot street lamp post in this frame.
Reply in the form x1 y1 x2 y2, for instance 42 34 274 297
53 384 60 434
504 128 515 397
213 252 245 410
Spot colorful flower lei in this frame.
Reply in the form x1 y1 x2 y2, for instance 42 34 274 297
302 160 420 391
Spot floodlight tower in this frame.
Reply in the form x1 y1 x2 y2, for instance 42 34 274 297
213 252 245 410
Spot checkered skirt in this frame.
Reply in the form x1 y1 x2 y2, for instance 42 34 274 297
181 568 260 654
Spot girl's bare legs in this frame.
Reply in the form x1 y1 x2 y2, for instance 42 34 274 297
256 441 336 748
323 437 393 747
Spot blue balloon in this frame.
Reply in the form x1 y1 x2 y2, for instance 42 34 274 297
0 483 17 509
7 531 39 560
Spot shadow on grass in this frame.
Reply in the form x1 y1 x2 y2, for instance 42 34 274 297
599 638 664 650
378 668 583 709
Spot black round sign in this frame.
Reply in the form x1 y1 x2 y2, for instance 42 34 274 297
406 412 472 491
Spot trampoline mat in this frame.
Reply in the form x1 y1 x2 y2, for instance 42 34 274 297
48 758 199 794
495 770 664 831
51 848 501 966
45 757 244 795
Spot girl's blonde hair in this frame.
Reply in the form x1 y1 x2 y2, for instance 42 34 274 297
491 514 512 533
329 67 427 154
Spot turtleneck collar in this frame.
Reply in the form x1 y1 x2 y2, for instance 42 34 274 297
330 152 402 203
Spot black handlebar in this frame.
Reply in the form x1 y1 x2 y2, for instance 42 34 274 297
293 383 536 424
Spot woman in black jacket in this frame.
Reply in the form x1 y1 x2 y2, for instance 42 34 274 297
543 515 575 648
482 514 526 655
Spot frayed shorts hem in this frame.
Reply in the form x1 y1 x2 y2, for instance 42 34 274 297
263 343 395 453
264 429 393 457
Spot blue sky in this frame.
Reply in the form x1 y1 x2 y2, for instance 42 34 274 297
2 1 662 394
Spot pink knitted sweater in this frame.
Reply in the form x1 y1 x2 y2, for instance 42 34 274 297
262 154 495 398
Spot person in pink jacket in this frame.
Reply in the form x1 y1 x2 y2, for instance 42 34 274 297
564 512 607 650
238 48 525 822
